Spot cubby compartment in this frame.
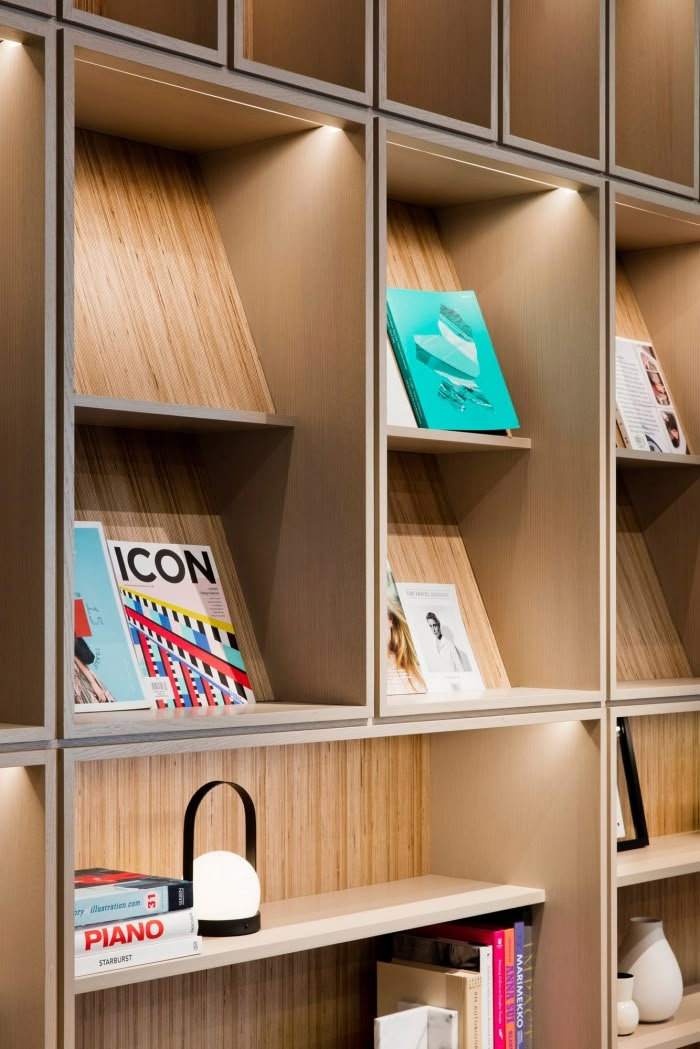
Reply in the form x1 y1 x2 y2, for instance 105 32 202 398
380 0 495 136
612 0 698 195
615 711 700 1048
613 191 700 702
63 0 223 62
64 717 602 1048
504 0 604 166
0 751 56 1047
63 39 370 738
379 125 605 717
0 11 54 744
234 0 369 101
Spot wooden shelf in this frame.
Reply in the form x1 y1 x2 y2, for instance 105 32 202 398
70 702 367 740
616 680 700 702
618 832 700 887
617 987 700 1049
74 874 545 994
383 687 601 718
386 426 531 455
74 394 296 434
616 449 700 469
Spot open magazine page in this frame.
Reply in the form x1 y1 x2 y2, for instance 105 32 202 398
616 338 688 454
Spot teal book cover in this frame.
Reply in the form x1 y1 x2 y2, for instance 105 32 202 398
387 287 520 431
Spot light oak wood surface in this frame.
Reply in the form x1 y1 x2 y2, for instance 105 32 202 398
384 0 493 130
74 130 274 411
618 832 700 887
613 0 698 191
67 0 219 50
505 0 603 162
387 427 531 455
74 394 295 433
75 874 545 993
616 986 700 1048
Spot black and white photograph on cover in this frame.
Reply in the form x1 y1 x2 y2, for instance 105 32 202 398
395 581 484 696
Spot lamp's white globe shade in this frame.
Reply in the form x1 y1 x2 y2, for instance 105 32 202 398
193 851 261 922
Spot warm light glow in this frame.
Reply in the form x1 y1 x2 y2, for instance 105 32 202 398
323 125 344 134
193 850 261 922
559 187 578 195
1 39 22 49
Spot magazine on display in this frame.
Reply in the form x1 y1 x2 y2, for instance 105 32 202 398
615 337 689 455
395 582 484 696
73 522 153 712
108 540 255 709
387 288 519 433
386 565 427 696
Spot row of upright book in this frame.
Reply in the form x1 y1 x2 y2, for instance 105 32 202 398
74 868 202 976
377 910 534 1049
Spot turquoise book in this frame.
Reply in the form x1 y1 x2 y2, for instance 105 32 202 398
387 287 520 431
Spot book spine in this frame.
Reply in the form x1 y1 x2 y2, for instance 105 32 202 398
75 908 197 955
386 303 428 427
75 934 202 977
513 922 525 1049
468 972 482 1049
522 924 533 1049
480 945 494 1049
504 928 516 1049
75 881 193 927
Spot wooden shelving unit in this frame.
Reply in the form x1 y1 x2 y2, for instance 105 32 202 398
0 2 698 1048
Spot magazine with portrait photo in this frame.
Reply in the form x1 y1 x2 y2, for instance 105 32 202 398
616 338 689 455
386 565 426 696
395 582 484 696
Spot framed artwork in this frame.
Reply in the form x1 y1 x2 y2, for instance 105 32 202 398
616 717 649 852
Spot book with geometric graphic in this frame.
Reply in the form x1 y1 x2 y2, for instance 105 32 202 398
74 522 153 712
387 288 520 432
108 540 255 709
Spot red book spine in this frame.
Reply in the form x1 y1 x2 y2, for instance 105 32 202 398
414 922 505 1049
504 927 516 1049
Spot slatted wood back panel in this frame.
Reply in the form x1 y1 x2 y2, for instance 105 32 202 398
76 941 376 1049
75 737 430 898
386 202 509 689
73 0 218 49
74 425 274 701
74 130 273 411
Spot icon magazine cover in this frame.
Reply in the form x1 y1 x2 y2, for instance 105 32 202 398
108 540 255 709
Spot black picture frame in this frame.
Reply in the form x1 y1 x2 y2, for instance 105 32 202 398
616 717 649 852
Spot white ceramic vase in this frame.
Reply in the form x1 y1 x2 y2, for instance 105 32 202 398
619 917 683 1023
616 973 639 1036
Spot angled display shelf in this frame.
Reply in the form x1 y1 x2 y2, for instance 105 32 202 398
65 716 602 1048
504 0 605 168
61 32 372 740
0 9 55 745
612 188 700 705
378 122 605 718
379 0 496 137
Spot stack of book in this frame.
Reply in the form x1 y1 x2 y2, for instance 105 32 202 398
377 910 534 1049
74 868 202 977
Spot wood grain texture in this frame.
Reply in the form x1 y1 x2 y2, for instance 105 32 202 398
73 425 274 703
200 129 370 708
243 0 365 90
615 0 697 188
616 477 692 681
0 39 49 729
387 452 510 689
437 189 603 691
75 736 429 896
627 713 700 838
0 765 48 1047
385 0 492 128
432 721 603 1049
506 0 602 160
74 131 273 412
76 941 376 1049
71 0 218 48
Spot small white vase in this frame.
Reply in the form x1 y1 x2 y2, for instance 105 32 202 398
617 973 639 1036
619 917 683 1023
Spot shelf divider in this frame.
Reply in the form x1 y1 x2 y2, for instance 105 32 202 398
618 832 700 887
616 449 700 469
387 426 531 455
74 393 296 434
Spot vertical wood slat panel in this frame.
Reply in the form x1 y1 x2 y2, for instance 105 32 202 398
75 131 273 412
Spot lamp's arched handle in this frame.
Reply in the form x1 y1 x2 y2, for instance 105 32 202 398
183 780 257 880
